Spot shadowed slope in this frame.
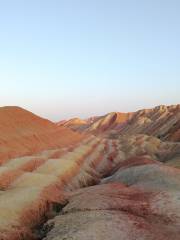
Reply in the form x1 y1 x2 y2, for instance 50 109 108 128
118 105 180 141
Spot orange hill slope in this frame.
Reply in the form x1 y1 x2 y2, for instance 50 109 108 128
118 104 180 141
58 112 132 133
57 118 87 131
59 105 180 141
0 106 84 163
87 112 132 132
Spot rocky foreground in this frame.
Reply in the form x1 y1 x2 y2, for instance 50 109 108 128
0 105 179 240
43 135 180 240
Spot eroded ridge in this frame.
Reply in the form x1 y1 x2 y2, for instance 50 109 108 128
0 132 180 240
0 136 112 240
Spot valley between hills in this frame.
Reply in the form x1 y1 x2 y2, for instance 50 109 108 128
0 105 179 240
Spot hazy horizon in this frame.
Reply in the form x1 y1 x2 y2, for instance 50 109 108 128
1 103 179 123
1 0 180 121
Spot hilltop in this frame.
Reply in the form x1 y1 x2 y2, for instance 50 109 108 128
59 105 180 141
0 106 84 163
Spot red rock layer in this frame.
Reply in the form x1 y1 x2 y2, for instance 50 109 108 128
0 106 84 164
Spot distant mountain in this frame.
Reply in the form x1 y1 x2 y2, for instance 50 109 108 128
117 105 180 142
57 112 132 132
87 112 133 132
58 105 180 142
57 117 87 131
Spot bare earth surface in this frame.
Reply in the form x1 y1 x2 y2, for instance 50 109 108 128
0 106 84 164
59 104 180 141
0 105 179 240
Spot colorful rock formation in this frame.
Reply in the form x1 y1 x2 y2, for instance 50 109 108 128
0 105 179 240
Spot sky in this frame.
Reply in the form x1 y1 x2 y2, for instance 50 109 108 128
0 0 180 121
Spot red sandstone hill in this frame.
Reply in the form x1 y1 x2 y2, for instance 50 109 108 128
0 106 84 163
0 106 180 240
58 112 133 133
87 112 133 132
57 117 87 131
58 105 180 141
117 104 180 141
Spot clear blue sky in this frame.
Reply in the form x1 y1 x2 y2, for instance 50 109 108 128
0 0 179 121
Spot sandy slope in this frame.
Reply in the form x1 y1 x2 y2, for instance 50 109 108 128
0 106 84 163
